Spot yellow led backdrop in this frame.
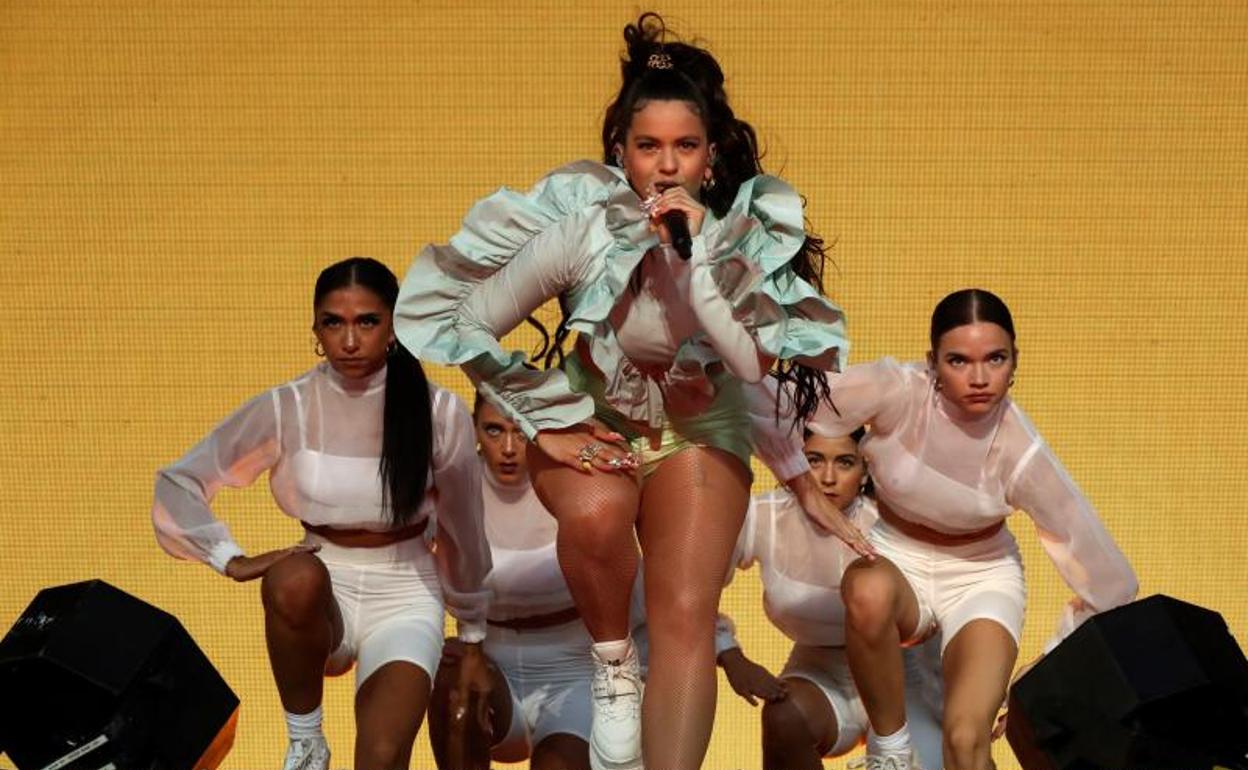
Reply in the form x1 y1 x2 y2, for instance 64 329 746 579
2 2 1246 768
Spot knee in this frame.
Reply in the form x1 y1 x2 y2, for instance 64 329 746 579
557 505 633 563
761 699 817 752
943 716 990 766
647 587 717 644
841 567 898 635
356 738 409 770
261 553 331 627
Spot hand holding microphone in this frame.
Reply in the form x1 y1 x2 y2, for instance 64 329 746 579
642 182 706 260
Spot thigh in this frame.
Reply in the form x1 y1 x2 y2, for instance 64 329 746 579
354 660 431 762
777 676 843 756
637 446 749 604
529 445 640 529
941 619 1018 731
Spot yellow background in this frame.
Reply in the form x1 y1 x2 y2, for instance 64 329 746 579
2 2 1246 768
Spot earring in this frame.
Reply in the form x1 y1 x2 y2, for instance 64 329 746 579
387 341 398 357
313 340 325 357
933 378 943 392
702 172 717 192
1009 377 1015 387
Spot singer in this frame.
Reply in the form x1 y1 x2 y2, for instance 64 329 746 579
395 14 857 769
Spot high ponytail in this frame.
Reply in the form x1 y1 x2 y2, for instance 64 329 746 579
314 257 432 526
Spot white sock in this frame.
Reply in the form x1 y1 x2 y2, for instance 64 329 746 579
285 704 323 741
591 637 633 664
867 721 911 755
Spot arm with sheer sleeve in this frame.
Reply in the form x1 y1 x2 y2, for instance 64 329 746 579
715 495 761 656
429 389 494 643
151 390 281 574
806 357 911 439
745 375 809 483
1006 440 1138 653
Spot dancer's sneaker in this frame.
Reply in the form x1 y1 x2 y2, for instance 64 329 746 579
848 748 924 770
282 735 330 770
588 643 644 770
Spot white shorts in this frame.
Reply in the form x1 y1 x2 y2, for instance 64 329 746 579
868 517 1027 652
307 532 446 690
484 619 594 761
781 642 944 760
779 645 869 756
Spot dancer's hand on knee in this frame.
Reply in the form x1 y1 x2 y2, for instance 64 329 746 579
223 542 320 582
452 644 496 740
535 422 637 474
787 472 877 560
439 637 467 669
718 647 787 706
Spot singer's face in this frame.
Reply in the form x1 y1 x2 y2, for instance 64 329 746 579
618 99 713 200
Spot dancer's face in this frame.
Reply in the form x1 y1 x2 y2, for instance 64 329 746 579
929 321 1017 419
803 434 867 513
313 285 394 380
475 401 527 486
617 99 714 201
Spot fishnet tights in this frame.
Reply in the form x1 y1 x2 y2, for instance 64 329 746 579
531 445 749 768
638 448 749 769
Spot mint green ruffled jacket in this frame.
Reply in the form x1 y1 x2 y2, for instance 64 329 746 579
395 161 848 440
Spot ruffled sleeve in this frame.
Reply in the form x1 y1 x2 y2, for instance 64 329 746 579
692 175 848 372
395 161 650 439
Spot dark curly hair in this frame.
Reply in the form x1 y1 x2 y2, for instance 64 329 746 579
536 12 833 424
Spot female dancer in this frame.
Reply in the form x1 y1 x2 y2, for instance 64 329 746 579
152 258 492 770
429 394 592 770
715 426 944 770
796 289 1137 770
395 14 865 769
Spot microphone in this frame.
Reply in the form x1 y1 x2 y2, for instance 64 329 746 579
661 210 693 260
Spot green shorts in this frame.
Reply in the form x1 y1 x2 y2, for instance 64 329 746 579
563 353 753 479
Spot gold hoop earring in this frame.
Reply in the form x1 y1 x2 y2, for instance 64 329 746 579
313 340 325 357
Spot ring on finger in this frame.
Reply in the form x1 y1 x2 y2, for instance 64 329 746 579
577 442 605 464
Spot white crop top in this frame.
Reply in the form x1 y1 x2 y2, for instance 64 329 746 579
152 362 492 637
748 358 1138 649
480 458 575 622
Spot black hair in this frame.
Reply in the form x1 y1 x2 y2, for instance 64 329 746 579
929 288 1016 352
314 257 432 527
534 13 832 424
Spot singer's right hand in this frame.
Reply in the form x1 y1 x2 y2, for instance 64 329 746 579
648 183 707 242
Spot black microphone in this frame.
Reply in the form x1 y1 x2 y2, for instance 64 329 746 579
661 210 693 260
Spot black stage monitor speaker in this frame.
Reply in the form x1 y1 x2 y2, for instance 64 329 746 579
1006 594 1248 770
0 580 239 770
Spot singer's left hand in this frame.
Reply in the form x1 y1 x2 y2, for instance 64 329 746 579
649 184 707 242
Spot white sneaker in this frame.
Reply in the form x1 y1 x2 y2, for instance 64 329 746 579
282 735 330 770
848 748 924 770
588 644 644 770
